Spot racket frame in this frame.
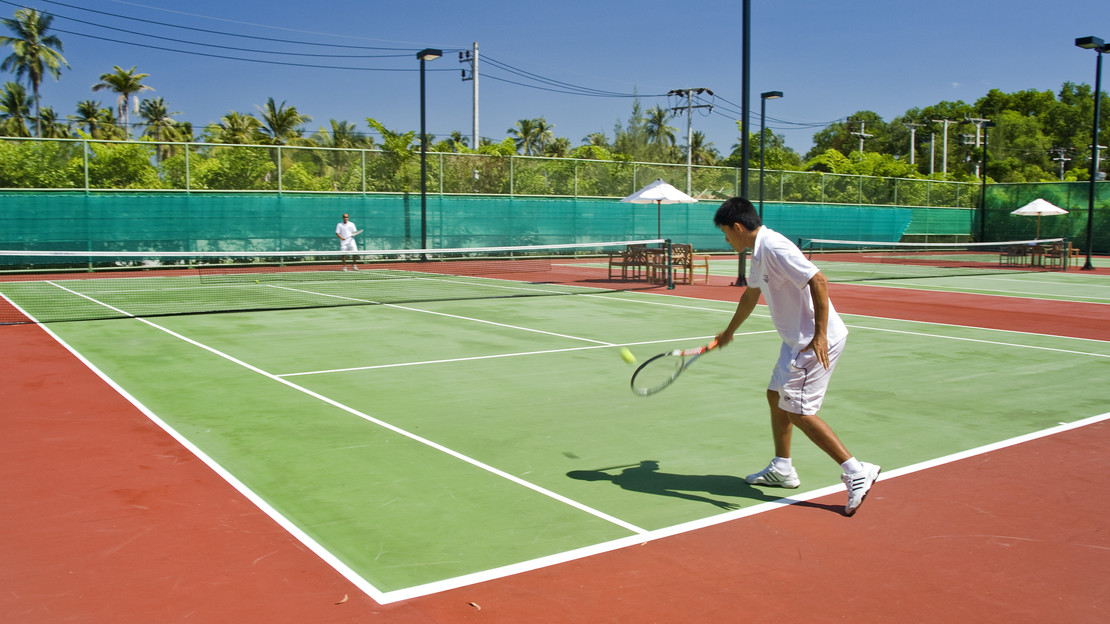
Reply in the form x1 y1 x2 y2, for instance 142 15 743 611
630 339 718 396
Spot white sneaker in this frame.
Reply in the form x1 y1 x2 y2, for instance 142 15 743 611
842 462 881 516
745 462 801 488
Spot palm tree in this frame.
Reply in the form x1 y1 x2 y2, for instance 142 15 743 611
36 105 68 138
509 118 541 156
583 132 610 148
543 136 571 158
0 80 32 137
0 8 68 137
71 100 108 139
205 111 263 144
448 130 468 151
139 97 184 160
312 119 368 150
688 131 718 166
257 98 311 145
644 105 676 154
92 65 153 139
533 117 555 155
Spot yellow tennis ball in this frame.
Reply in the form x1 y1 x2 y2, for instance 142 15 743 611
255 279 260 283
619 347 636 364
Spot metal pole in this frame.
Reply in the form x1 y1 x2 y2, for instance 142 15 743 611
759 96 766 219
1084 50 1103 270
735 0 751 287
686 89 693 195
420 57 428 251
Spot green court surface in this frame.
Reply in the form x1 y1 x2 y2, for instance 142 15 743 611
11 276 1110 599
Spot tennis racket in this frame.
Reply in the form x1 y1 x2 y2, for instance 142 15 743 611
352 229 363 236
630 339 718 396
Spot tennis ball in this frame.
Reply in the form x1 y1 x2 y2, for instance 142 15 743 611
619 347 636 365
255 279 260 283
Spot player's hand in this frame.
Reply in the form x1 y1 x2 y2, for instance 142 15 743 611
803 334 830 369
715 330 735 347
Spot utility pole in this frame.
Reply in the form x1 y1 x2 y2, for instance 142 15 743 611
929 132 935 175
850 119 873 153
964 117 991 178
905 122 923 165
931 118 957 174
668 88 714 194
1050 147 1072 180
459 42 478 149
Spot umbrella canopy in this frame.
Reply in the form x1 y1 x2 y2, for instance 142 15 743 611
1011 198 1068 239
621 179 698 239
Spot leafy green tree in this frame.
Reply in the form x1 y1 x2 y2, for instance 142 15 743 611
92 65 153 139
612 98 650 161
0 8 68 137
70 100 115 139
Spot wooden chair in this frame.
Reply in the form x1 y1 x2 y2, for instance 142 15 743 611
607 244 647 281
690 251 711 284
1068 242 1082 268
999 245 1028 266
1043 242 1067 271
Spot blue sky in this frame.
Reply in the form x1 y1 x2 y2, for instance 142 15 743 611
7 0 1110 155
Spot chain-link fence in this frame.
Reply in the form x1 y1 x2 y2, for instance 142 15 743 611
0 137 977 207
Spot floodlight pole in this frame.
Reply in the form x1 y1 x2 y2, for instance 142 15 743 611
417 48 442 255
735 0 751 286
1076 36 1107 270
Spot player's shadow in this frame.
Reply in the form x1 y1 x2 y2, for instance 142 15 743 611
567 460 782 510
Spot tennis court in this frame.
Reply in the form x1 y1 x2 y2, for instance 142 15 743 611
3 250 1109 622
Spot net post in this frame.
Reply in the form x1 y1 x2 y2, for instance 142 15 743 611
665 240 674 290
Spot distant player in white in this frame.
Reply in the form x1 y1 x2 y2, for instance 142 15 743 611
335 213 359 271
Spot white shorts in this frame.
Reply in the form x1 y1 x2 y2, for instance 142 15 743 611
340 238 358 253
767 337 845 416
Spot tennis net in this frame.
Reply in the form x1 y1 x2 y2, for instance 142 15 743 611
800 237 1072 282
0 240 666 324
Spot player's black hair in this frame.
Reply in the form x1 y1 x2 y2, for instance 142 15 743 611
713 197 762 230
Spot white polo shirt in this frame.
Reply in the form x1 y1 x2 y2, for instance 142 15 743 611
749 226 848 351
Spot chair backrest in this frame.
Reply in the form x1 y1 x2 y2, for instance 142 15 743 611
672 243 692 262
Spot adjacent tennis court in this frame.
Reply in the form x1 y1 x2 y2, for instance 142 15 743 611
3 250 1108 621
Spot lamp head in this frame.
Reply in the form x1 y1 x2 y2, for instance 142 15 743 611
417 48 443 61
761 91 784 100
1076 36 1106 50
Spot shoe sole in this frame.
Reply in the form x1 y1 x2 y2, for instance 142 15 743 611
745 477 801 489
845 466 881 516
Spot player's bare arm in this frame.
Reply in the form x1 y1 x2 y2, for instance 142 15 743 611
803 272 831 368
717 286 761 347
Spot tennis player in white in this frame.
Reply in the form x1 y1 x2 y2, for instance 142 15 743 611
712 197 880 516
335 213 359 271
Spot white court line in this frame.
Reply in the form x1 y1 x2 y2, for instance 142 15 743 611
267 283 613 345
375 410 1110 603
38 282 651 596
23 283 1110 604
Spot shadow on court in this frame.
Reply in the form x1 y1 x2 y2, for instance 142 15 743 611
567 460 782 510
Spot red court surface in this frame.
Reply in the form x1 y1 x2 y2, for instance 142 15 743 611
3 278 1108 623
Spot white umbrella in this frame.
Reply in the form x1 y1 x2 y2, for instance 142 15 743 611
1010 198 1068 239
621 179 698 239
